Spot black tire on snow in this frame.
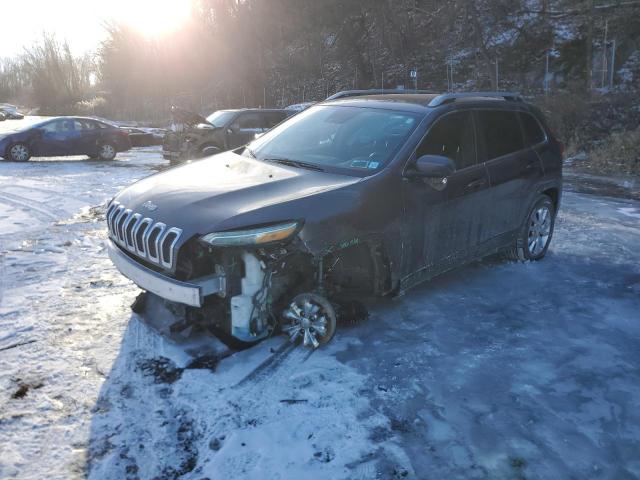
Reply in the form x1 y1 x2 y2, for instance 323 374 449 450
506 194 556 261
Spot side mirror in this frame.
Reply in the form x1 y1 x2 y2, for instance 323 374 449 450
406 155 455 178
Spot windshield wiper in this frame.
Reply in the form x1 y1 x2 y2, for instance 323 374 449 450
244 147 257 158
264 157 325 172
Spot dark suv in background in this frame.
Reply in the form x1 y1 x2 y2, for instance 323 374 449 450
108 92 562 349
163 107 290 162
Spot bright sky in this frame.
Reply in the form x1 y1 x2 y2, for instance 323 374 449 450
0 0 192 58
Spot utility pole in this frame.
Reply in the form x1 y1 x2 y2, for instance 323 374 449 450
601 20 608 88
609 39 616 89
495 58 499 90
381 71 384 93
354 66 358 89
585 0 594 94
446 62 450 91
544 51 550 94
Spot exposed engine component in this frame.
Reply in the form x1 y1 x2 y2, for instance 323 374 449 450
231 252 270 342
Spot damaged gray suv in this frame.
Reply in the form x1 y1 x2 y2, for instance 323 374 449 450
106 92 562 349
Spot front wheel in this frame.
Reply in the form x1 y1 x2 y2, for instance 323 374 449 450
508 195 556 261
97 143 117 161
7 143 31 162
200 145 221 158
281 293 337 349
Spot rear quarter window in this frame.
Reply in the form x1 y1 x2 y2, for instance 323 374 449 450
477 110 525 160
520 112 546 145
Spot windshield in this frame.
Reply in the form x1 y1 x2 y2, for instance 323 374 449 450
0 116 49 133
206 110 237 128
246 105 421 174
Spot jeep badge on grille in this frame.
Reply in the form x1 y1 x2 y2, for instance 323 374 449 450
142 201 158 211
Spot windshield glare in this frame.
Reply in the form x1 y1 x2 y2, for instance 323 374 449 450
206 110 237 127
247 105 420 174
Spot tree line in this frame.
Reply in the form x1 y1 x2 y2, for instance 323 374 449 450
1 0 639 121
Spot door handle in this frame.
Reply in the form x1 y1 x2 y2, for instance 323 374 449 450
466 178 486 189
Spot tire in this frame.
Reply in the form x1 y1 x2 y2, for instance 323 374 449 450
200 145 221 158
507 195 556 261
281 292 337 348
7 143 31 162
97 143 117 161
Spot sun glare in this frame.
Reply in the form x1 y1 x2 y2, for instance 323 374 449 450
114 0 192 38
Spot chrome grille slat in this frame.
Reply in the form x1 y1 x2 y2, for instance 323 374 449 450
124 213 142 250
106 201 183 271
146 222 166 263
160 227 182 269
134 218 152 256
117 209 133 243
114 209 126 242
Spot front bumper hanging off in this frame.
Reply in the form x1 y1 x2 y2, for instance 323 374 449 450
107 239 225 307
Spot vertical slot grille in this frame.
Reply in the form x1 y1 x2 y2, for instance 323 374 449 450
106 201 182 270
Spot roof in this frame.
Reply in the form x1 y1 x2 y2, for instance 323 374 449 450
326 89 434 100
218 108 289 113
323 92 525 113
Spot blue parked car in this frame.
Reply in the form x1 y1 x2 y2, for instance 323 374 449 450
0 116 131 162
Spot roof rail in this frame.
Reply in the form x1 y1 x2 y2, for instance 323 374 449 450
326 89 434 100
428 92 523 107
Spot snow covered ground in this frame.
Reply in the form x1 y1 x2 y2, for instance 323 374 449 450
0 148 639 480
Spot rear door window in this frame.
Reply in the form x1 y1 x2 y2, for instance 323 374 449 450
233 113 264 130
519 112 546 145
477 110 525 160
417 111 476 170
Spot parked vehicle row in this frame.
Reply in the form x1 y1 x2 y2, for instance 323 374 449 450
107 91 563 350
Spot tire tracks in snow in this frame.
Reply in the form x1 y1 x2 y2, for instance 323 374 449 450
0 189 66 222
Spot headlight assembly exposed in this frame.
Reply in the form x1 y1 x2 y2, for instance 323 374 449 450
200 221 299 247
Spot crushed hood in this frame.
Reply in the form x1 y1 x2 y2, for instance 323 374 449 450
113 151 361 242
170 106 212 127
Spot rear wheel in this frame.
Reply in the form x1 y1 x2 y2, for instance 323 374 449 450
97 143 117 161
507 195 555 261
7 143 30 162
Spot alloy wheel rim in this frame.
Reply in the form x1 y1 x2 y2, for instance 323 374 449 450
282 297 330 349
527 206 552 256
11 145 28 161
101 145 115 158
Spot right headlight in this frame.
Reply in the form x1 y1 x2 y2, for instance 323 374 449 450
200 221 300 247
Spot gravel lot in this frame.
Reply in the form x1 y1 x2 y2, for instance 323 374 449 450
1 147 639 480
